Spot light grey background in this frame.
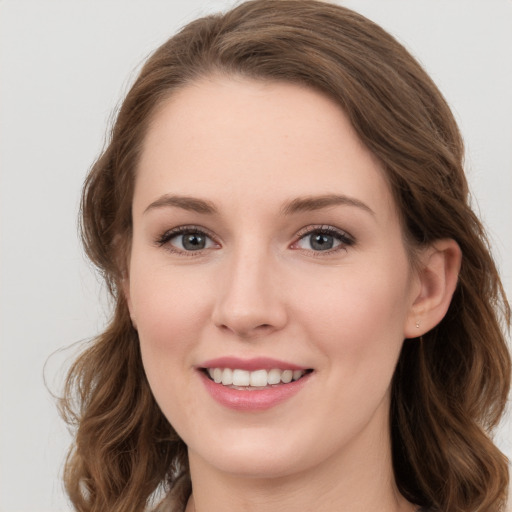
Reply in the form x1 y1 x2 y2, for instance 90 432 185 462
1 1 511 511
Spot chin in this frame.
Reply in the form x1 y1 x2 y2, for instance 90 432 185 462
193 446 308 479
185 422 338 480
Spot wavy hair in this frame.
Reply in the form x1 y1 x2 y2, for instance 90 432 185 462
60 1 511 511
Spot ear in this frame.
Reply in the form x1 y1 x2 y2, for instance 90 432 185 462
404 239 461 338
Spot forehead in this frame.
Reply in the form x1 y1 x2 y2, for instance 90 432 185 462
135 77 395 220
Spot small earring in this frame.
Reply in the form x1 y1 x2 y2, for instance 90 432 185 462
415 320 421 329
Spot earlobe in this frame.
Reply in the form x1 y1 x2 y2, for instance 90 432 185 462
404 239 461 338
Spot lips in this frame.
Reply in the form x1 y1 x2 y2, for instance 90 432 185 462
200 356 308 372
197 357 313 410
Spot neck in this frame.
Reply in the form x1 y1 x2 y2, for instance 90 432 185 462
185 468 412 512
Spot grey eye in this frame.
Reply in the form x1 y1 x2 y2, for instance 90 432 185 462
169 231 215 251
181 233 207 250
296 231 343 251
309 233 335 251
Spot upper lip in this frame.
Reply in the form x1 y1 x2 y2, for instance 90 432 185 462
199 356 309 371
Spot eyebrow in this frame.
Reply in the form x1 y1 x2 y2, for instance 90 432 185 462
144 194 217 215
281 194 375 216
143 193 374 217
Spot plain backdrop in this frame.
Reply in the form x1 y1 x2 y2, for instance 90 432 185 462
1 1 511 511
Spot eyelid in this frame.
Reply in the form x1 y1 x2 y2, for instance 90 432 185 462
294 224 353 239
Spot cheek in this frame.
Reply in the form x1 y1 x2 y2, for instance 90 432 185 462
128 265 213 430
293 260 412 372
128 260 214 383
130 258 208 331
291 264 411 437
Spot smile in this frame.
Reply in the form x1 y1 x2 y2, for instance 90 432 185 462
205 368 309 388
198 359 314 410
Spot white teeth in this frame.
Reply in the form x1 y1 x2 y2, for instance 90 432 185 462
281 369 293 384
250 369 268 387
206 367 307 387
221 368 233 385
232 369 250 386
267 368 281 385
213 368 222 383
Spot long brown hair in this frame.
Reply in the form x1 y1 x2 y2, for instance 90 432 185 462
60 1 511 511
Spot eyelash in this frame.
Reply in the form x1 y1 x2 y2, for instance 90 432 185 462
292 225 355 255
155 225 219 256
155 224 355 255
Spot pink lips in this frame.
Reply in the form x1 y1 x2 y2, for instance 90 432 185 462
198 357 312 411
200 356 307 372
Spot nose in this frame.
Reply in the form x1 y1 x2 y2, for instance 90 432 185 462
211 245 288 339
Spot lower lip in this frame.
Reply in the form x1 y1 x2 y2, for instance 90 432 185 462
199 371 311 411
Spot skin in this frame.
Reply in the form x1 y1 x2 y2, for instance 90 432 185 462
125 76 460 512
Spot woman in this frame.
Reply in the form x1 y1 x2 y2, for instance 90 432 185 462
60 1 511 511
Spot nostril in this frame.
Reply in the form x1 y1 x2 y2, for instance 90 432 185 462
215 321 276 339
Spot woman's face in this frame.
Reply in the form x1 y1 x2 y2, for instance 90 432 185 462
126 77 422 478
